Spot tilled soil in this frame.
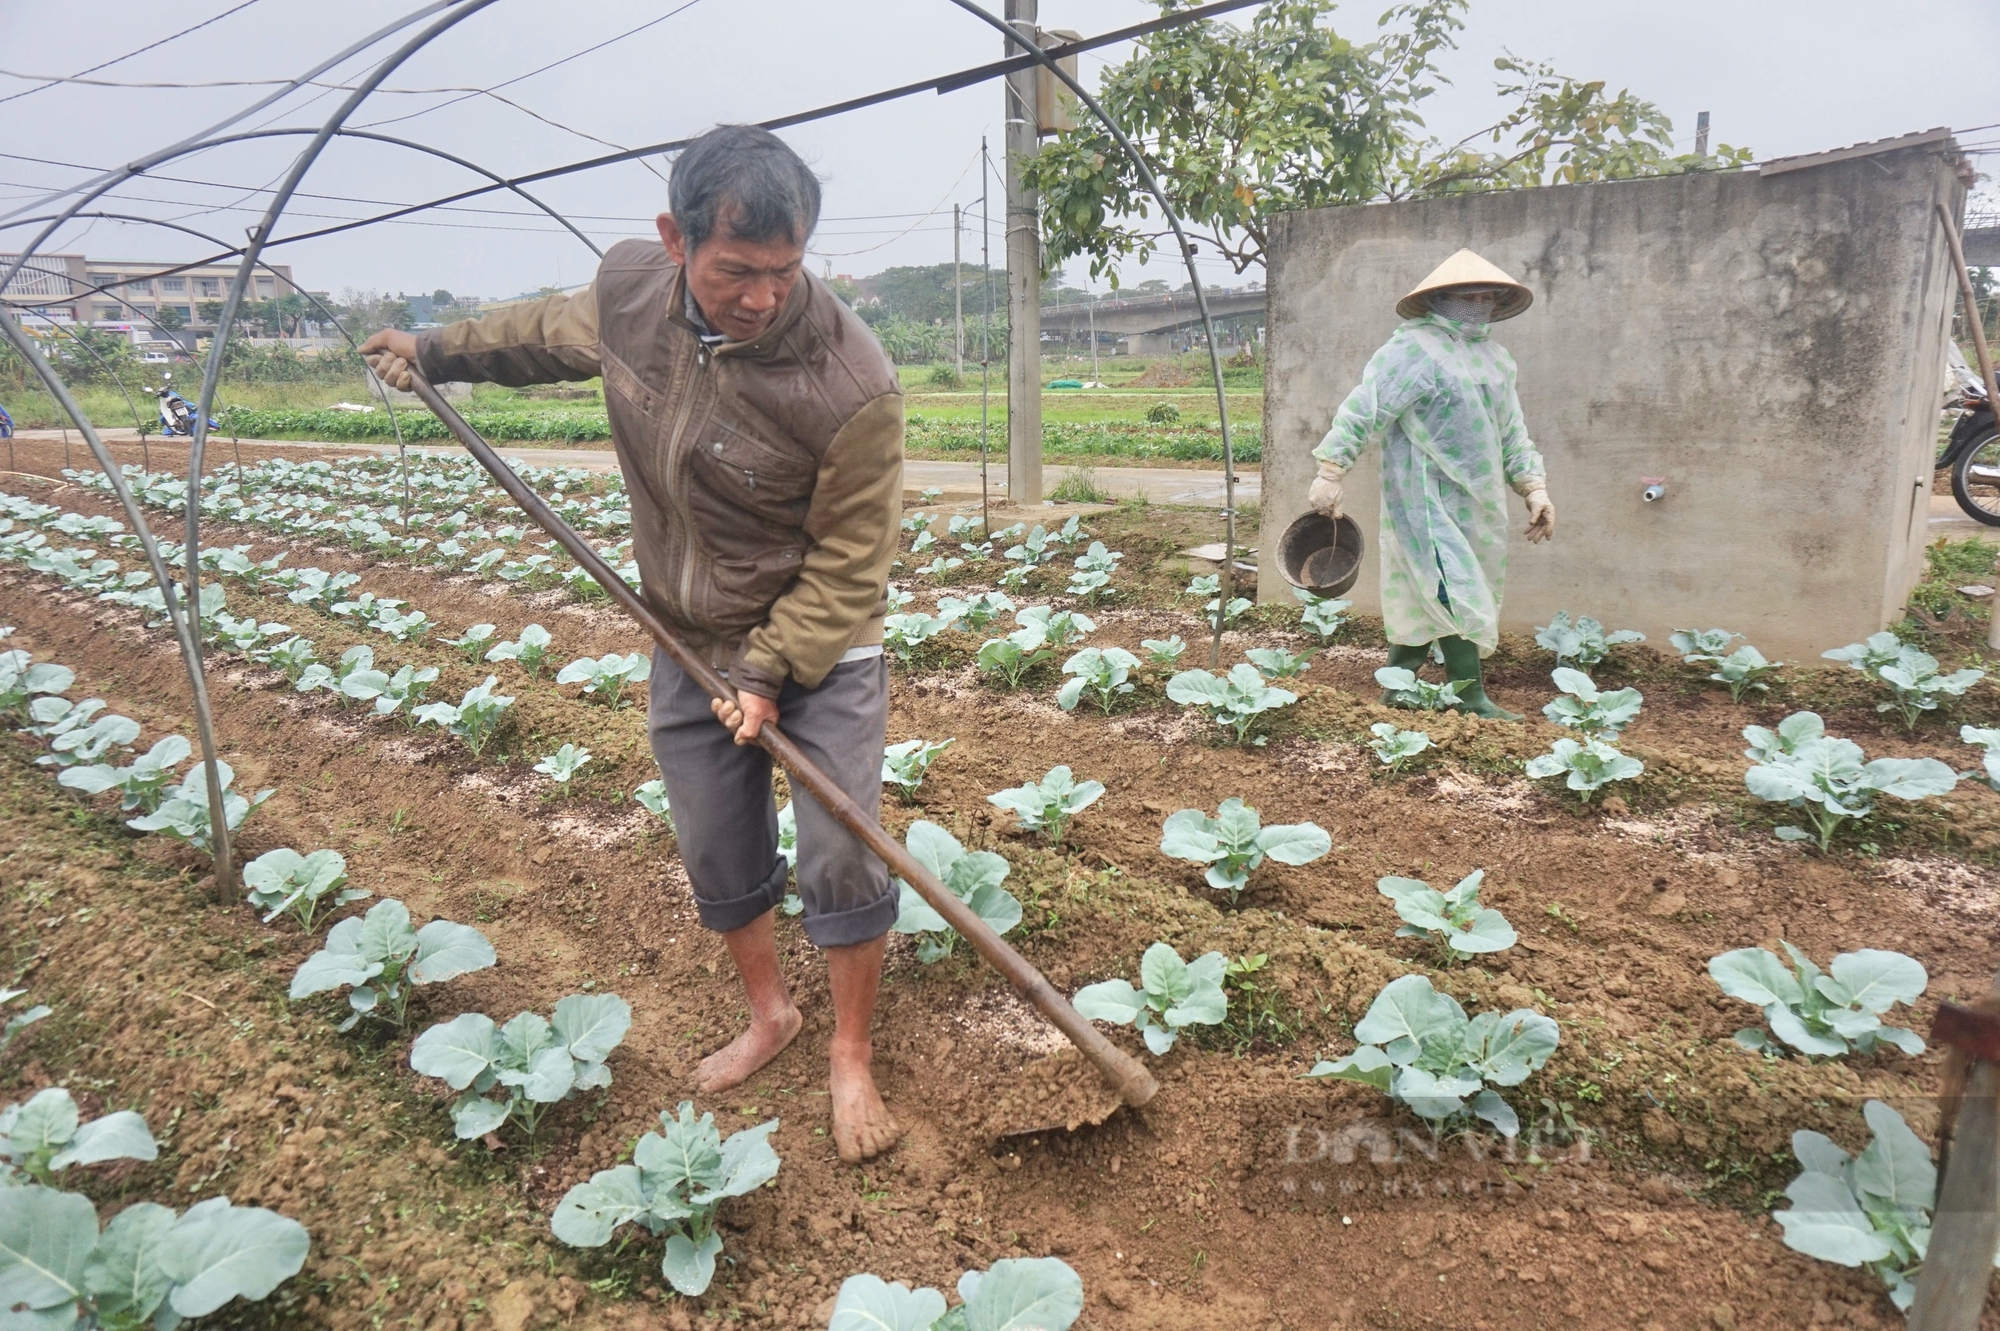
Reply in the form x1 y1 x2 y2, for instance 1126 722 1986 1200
4 436 2000 1329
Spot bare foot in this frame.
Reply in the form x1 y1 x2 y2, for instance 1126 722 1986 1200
829 1040 902 1163
695 1005 803 1094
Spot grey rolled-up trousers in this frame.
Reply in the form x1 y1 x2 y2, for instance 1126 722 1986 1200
646 649 896 948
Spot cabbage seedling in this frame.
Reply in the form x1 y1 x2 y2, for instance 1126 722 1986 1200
24 694 103 739
1158 798 1330 902
294 643 377 696
1294 589 1353 640
1961 724 2000 790
372 663 439 717
243 847 368 930
284 567 358 608
0 653 72 717
1306 974 1558 1136
1141 635 1185 668
987 765 1105 844
535 743 592 794
1523 737 1643 802
1709 943 1926 1058
329 590 404 623
36 712 139 769
1743 728 1956 850
1240 646 1310 682
1068 541 1122 602
1825 632 1984 729
882 738 953 802
1169 665 1298 746
0 1183 311 1324
935 590 1013 630
1704 644 1782 701
633 779 674 831
1374 667 1465 712
1074 942 1228 1055
127 759 272 853
830 1258 1085 1331
412 676 515 755
1534 611 1643 671
410 993 632 1141
1015 604 1094 647
1669 627 1741 661
891 821 1021 963
0 988 48 1053
445 623 497 662
1378 870 1517 960
976 624 1053 688
1542 667 1642 738
372 607 431 641
1772 1100 1939 1311
258 635 318 681
556 652 650 706
1744 710 1824 763
883 612 957 662
1368 722 1432 772
0 1086 157 1186
1057 646 1140 714
290 898 495 1031
59 734 190 813
553 1101 781 1297
485 623 553 677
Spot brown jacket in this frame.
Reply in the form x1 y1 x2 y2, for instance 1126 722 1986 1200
417 239 903 698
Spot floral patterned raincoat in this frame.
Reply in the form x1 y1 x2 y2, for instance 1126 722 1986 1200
1313 313 1546 654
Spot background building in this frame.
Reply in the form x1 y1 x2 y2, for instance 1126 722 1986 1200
0 252 297 343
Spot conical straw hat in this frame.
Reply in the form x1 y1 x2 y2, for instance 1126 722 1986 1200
1396 248 1533 321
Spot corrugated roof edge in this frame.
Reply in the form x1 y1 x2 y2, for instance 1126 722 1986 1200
1758 127 1958 177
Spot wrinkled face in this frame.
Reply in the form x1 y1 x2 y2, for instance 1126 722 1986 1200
656 211 806 342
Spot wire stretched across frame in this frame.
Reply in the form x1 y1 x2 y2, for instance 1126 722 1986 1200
2 0 1259 892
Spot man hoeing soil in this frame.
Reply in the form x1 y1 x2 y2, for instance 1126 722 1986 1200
363 124 905 1163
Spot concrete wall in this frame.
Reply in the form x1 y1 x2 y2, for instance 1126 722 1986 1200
1260 150 1966 660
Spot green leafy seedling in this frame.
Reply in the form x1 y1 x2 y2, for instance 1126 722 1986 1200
1074 942 1229 1055
1158 798 1329 902
1378 869 1517 961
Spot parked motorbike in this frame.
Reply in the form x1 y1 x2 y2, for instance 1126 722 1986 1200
1940 341 2000 525
0 403 12 440
152 372 218 439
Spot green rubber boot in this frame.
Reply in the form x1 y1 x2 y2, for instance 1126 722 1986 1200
1380 641 1430 707
1438 635 1522 721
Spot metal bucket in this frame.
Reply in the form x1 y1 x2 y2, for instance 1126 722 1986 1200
1277 511 1365 598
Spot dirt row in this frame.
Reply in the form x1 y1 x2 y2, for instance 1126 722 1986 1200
3 438 1999 1328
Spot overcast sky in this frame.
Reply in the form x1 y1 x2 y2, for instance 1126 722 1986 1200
3 0 1995 303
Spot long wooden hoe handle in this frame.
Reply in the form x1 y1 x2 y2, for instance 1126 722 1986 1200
403 371 1159 1109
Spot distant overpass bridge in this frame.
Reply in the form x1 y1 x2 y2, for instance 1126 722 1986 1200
1039 287 1265 351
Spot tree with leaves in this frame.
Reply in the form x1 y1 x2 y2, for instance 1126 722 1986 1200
1023 0 1750 282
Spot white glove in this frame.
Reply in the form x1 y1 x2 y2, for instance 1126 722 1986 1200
1309 459 1345 518
1517 479 1554 543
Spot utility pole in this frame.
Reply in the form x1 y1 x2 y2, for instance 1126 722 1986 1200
1003 0 1041 506
953 204 964 379
1088 296 1098 385
1694 110 1710 158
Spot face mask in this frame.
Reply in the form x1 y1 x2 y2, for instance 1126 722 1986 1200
1428 292 1495 325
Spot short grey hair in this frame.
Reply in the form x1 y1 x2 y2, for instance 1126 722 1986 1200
669 125 821 252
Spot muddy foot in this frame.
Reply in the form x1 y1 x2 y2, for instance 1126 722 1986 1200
694 1005 803 1094
830 1043 902 1164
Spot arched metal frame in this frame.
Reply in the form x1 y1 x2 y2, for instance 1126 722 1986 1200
2 0 1256 893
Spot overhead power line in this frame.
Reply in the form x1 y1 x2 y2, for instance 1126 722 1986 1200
0 0 266 107
10 0 1261 281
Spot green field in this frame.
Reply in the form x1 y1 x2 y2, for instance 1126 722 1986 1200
6 355 1265 466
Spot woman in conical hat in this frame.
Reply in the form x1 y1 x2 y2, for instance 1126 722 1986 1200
1308 249 1553 720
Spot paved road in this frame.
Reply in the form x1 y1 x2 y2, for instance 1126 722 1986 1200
11 429 1260 508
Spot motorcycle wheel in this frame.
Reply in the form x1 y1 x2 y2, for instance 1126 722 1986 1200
1951 423 2000 527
